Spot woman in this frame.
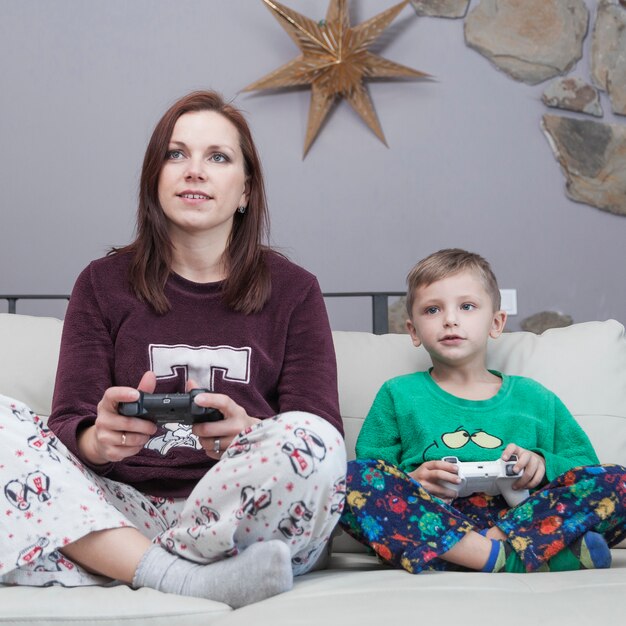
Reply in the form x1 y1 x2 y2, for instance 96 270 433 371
0 91 346 608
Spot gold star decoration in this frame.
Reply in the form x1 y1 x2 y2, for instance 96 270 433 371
242 0 430 157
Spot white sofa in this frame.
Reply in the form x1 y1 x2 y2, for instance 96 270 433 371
1 312 626 625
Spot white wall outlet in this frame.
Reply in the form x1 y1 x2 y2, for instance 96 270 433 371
499 289 517 316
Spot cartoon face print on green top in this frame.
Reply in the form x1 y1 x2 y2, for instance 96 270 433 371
442 426 503 450
422 426 503 461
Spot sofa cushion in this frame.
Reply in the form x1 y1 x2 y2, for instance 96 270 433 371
333 320 626 466
0 585 230 625
1 315 624 464
195 550 626 626
2 315 624 465
0 313 62 417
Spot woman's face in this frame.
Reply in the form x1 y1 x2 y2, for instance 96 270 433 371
158 110 249 242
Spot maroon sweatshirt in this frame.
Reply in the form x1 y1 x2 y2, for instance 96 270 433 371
49 250 342 497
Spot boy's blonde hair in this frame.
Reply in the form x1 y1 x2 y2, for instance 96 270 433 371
406 248 501 317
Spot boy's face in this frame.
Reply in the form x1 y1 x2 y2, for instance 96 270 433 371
406 270 507 369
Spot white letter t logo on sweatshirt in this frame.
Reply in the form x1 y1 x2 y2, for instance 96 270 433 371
149 344 251 390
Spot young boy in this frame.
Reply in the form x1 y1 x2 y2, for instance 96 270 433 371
340 248 626 574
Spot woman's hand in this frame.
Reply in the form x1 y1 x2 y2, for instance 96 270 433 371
187 380 260 460
408 460 461 500
502 443 546 490
77 371 158 465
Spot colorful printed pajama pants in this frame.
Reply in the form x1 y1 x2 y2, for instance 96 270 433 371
340 458 626 573
0 394 346 587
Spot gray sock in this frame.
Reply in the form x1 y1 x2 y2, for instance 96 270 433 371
132 540 293 608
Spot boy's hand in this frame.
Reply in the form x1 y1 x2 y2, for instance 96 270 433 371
502 444 546 490
408 460 461 501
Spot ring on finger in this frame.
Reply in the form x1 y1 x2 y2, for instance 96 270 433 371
213 438 221 454
121 432 127 446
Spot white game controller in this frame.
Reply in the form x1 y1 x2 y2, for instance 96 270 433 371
441 455 530 507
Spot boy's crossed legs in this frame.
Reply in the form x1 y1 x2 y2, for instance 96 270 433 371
341 459 623 573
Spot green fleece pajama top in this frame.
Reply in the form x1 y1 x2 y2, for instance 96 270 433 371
355 371 599 482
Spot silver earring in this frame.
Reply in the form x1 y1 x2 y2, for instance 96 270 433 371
237 206 246 214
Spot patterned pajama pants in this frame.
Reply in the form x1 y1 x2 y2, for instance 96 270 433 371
340 458 626 573
0 394 346 587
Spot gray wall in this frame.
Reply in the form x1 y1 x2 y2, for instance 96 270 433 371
1 0 624 331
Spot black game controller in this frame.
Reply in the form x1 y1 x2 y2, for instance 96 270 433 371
118 389 223 425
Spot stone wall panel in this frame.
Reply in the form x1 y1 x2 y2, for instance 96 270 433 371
542 114 626 216
465 0 588 85
591 0 626 115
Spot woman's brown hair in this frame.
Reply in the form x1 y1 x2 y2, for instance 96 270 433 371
113 90 271 315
